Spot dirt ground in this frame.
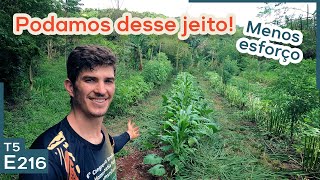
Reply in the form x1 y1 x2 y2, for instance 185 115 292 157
116 150 159 180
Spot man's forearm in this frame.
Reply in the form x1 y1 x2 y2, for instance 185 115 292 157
113 132 130 153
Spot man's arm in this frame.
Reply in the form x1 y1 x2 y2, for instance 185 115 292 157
103 119 140 153
112 132 130 153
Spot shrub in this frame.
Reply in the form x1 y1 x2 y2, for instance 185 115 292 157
108 74 153 115
303 108 320 129
205 71 224 95
142 52 173 86
224 85 246 108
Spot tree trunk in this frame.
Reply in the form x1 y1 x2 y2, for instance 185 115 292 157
300 16 303 31
175 46 180 71
138 46 143 71
150 47 153 60
158 42 161 54
211 50 215 66
306 4 309 29
29 62 33 91
47 39 53 60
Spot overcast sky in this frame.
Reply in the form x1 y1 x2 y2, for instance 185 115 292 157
80 0 316 27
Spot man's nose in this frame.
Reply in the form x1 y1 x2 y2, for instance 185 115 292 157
94 82 107 95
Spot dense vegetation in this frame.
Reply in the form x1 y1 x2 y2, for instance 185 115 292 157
1 1 319 179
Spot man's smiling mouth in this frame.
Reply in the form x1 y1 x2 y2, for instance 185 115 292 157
89 97 108 103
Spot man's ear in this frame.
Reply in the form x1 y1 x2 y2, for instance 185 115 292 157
64 79 74 97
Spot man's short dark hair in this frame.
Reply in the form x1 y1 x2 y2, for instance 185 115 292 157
67 45 117 85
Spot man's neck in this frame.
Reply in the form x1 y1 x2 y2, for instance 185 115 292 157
67 109 104 145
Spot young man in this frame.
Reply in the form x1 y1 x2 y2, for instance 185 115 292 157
20 45 139 180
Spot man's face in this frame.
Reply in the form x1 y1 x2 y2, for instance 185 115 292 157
71 65 115 118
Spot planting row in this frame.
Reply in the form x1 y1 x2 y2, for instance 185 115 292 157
108 53 173 115
205 70 320 173
144 72 219 177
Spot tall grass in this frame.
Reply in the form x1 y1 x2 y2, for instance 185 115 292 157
179 134 281 179
205 59 320 176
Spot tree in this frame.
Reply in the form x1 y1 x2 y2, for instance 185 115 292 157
127 35 148 70
257 3 316 59
0 0 82 102
0 0 57 100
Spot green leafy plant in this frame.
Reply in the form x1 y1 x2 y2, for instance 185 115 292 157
142 52 173 86
224 84 246 109
302 125 320 172
108 74 153 115
205 71 224 95
143 154 163 165
159 72 219 174
148 164 166 177
143 154 166 177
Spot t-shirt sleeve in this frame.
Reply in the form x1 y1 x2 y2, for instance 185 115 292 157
19 129 65 179
111 132 130 153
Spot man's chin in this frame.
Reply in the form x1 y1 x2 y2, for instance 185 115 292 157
87 107 110 118
89 111 108 118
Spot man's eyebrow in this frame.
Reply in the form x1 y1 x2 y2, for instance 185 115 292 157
82 76 97 79
105 77 115 81
81 76 115 80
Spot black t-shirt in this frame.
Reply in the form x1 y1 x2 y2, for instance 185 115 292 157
19 117 130 180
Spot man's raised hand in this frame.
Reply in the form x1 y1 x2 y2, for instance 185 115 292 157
126 119 140 140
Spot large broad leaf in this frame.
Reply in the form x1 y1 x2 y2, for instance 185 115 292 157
160 145 172 152
143 154 163 165
148 164 166 177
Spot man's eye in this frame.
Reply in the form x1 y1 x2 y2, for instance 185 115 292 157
105 79 114 83
85 79 94 82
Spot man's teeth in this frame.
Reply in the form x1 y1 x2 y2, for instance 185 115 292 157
93 99 106 103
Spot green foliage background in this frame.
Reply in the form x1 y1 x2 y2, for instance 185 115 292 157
1 1 319 179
